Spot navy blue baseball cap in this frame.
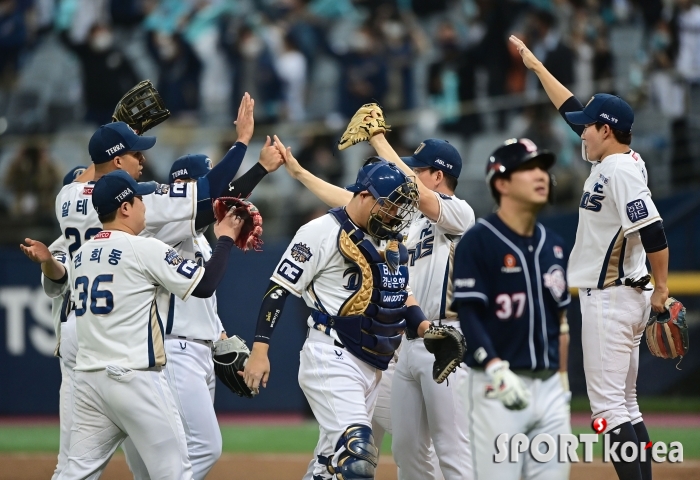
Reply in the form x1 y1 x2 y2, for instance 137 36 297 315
92 170 157 216
565 94 634 133
169 154 213 181
88 122 156 164
63 165 87 186
401 139 462 178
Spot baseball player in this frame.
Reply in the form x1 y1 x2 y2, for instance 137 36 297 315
452 138 572 480
242 159 432 480
58 170 242 479
512 35 670 480
274 126 475 480
121 150 282 479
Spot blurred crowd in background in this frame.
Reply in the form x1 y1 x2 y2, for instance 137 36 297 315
1 0 700 244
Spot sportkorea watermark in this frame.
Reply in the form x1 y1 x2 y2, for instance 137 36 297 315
494 419 683 464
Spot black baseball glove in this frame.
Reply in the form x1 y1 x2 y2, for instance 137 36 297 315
213 335 256 398
112 80 170 133
423 325 466 384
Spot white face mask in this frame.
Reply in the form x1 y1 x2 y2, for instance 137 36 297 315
90 32 113 52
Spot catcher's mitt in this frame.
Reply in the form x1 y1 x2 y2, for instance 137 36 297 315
213 197 263 252
338 103 391 151
423 324 467 384
112 80 170 134
646 297 689 360
213 335 256 398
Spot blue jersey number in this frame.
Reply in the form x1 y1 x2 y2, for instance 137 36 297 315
74 275 114 316
65 227 103 258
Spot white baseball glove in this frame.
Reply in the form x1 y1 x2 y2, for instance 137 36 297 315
485 360 531 410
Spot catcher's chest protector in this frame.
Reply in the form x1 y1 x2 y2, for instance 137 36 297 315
310 208 409 371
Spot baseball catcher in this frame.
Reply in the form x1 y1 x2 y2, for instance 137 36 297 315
112 80 170 134
646 297 689 361
213 198 263 251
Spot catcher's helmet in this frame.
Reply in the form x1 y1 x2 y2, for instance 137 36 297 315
486 138 556 203
345 158 419 239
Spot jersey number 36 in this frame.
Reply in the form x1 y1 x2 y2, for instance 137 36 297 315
495 292 526 320
74 275 114 316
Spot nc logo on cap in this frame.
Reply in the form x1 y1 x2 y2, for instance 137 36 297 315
414 143 426 154
106 143 125 156
115 188 133 202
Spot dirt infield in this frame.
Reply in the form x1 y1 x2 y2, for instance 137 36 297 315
1 453 697 480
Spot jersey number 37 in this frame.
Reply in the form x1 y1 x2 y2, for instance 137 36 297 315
495 292 526 320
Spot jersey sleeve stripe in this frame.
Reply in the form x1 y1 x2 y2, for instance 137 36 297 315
182 265 204 301
453 292 489 305
623 215 661 236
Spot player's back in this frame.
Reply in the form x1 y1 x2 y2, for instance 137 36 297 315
70 231 203 372
55 182 102 258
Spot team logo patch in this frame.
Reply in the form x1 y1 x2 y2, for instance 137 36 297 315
553 246 564 259
290 243 313 263
83 186 93 195
94 231 111 239
543 265 567 301
626 199 649 223
155 184 170 195
164 248 184 266
501 254 522 273
277 259 303 284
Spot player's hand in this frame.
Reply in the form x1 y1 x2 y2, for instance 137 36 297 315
258 135 285 173
485 360 531 410
214 210 244 241
239 343 270 393
273 135 304 179
509 35 542 71
651 285 669 313
234 92 255 145
20 238 52 263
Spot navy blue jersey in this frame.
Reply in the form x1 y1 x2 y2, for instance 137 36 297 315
451 214 570 370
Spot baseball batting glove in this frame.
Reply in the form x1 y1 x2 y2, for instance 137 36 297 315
646 297 689 361
112 80 170 133
338 103 391 151
213 197 263 252
423 324 466 384
213 336 256 398
485 360 531 410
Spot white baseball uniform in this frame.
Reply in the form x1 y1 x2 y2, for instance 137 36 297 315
391 191 475 480
272 212 412 480
58 230 204 480
122 223 225 480
569 150 659 432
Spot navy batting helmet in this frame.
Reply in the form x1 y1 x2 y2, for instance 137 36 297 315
486 138 556 203
346 157 419 239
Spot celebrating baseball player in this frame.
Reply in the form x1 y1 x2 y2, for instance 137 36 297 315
451 138 572 480
274 103 475 479
242 157 436 480
512 35 671 480
53 170 243 479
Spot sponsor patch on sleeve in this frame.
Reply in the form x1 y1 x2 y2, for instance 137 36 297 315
290 243 313 263
276 259 303 284
626 199 649 223
155 184 170 195
164 248 184 266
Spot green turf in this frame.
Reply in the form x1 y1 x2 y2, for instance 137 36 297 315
0 425 697 459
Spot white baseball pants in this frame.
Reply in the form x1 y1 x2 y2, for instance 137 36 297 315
123 338 221 480
580 286 652 432
464 370 571 480
57 367 193 480
52 311 78 480
298 329 381 480
392 333 472 480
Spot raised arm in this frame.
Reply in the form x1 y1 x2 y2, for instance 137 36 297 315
21 238 66 281
273 135 351 208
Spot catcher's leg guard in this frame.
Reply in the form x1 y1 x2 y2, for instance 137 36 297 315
329 424 378 480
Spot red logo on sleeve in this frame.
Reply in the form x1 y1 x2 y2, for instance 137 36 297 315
83 186 93 195
94 231 111 239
